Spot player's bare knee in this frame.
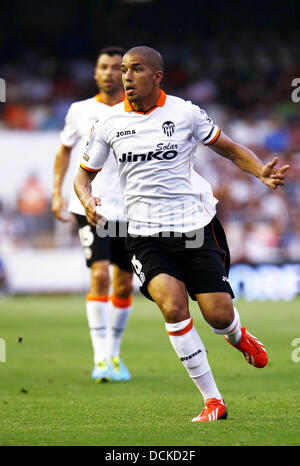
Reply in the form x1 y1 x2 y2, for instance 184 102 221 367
113 270 133 298
91 263 110 290
114 280 133 298
161 301 189 323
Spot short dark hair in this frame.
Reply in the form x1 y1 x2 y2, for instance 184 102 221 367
124 46 164 72
98 46 125 58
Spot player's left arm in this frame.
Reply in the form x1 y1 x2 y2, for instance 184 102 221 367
210 131 290 189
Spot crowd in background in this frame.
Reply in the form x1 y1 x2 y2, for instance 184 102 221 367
1 31 300 264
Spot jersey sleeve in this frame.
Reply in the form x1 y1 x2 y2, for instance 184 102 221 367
80 120 110 173
59 103 80 148
191 104 221 146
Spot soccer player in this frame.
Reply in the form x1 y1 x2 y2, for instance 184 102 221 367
51 46 133 383
74 46 290 421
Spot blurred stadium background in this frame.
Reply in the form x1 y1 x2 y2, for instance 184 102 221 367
1 0 300 300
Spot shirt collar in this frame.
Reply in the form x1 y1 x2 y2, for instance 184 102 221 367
124 89 166 113
94 93 125 105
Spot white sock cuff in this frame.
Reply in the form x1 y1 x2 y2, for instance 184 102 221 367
86 300 109 329
211 307 240 335
165 317 192 334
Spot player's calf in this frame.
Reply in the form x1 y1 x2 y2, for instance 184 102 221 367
210 306 242 345
208 306 268 368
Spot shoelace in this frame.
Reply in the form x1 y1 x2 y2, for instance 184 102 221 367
200 400 220 416
111 357 121 371
243 329 264 354
98 361 107 370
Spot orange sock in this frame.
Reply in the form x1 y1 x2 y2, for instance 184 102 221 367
107 294 132 359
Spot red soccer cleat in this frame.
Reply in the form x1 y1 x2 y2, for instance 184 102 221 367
225 326 268 368
192 398 227 423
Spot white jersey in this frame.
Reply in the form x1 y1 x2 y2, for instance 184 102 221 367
60 94 125 220
80 91 219 235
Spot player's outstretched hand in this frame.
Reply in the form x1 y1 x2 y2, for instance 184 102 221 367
52 193 71 222
260 156 290 189
83 196 105 227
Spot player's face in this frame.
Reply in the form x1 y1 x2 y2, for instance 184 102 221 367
121 53 161 103
94 54 123 94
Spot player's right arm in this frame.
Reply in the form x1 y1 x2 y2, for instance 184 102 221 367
74 120 110 227
52 144 72 222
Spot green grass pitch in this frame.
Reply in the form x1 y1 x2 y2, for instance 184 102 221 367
0 294 300 446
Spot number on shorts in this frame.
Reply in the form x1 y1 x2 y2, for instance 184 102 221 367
131 255 142 276
78 225 94 248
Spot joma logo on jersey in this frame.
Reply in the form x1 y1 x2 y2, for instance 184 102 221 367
116 129 136 138
119 150 178 162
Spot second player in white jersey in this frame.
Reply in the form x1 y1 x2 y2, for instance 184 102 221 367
60 94 125 221
52 47 133 384
81 90 219 235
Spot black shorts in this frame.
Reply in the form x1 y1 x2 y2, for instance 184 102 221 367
125 216 234 301
75 215 132 273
